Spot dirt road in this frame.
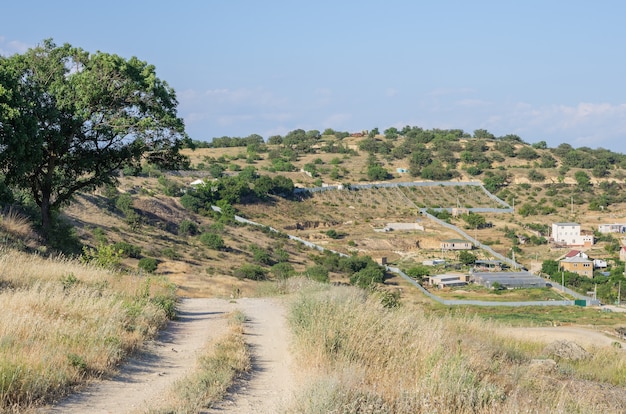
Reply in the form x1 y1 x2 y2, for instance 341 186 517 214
40 297 295 414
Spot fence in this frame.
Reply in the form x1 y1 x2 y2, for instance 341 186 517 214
210 205 597 307
296 181 513 212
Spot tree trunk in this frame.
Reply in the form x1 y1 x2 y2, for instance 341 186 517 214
41 193 52 241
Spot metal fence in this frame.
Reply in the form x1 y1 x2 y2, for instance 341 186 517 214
210 204 598 307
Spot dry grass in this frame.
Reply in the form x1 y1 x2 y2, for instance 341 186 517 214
0 248 175 411
146 310 250 413
285 282 626 413
0 208 39 246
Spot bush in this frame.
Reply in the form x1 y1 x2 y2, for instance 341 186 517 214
112 241 142 258
350 265 384 288
138 257 159 273
304 265 330 283
271 262 295 279
179 219 198 236
200 232 225 250
234 264 267 280
115 193 134 214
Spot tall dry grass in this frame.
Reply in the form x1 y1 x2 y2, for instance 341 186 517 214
0 208 39 247
0 248 175 411
286 282 626 413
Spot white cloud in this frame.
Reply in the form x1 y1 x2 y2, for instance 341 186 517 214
0 37 30 56
385 88 398 97
485 101 626 151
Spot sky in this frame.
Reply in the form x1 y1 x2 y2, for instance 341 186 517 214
3 1 626 154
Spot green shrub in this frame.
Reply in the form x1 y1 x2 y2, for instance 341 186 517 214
138 257 159 273
113 241 142 258
81 243 123 269
200 232 225 250
161 247 181 260
179 219 199 236
271 262 295 279
304 265 329 283
115 193 134 214
234 264 267 280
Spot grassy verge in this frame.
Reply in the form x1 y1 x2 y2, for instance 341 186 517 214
425 301 626 327
0 248 176 411
430 285 569 302
147 310 250 413
285 283 626 413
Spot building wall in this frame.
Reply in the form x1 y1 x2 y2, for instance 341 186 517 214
560 260 593 278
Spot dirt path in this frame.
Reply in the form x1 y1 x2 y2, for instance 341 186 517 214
40 297 296 414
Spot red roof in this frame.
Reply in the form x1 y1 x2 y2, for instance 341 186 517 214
565 250 581 258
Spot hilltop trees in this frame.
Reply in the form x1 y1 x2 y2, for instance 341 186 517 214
0 40 187 238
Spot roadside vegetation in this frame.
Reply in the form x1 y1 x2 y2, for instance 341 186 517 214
0 248 176 410
285 281 626 413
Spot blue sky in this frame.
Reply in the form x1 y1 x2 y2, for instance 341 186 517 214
3 1 626 153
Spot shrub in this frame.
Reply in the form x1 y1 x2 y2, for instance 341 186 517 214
271 262 295 279
234 264 267 280
115 193 134 214
304 265 330 283
81 243 123 269
179 219 199 236
138 257 159 273
112 241 142 258
200 232 225 250
349 265 384 288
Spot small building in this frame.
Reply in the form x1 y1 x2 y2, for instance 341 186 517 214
451 207 469 217
620 247 626 262
429 273 468 288
441 239 473 251
470 271 546 289
474 260 502 271
423 259 446 266
593 259 607 269
598 223 626 234
551 222 594 247
559 256 593 278
564 250 588 259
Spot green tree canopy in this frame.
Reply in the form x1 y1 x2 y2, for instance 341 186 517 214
0 39 186 238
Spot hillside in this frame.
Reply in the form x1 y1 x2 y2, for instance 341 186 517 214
48 130 626 298
2 128 626 412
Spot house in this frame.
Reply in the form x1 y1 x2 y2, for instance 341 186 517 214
564 250 588 259
441 239 473 251
593 259 608 269
598 223 626 234
559 256 594 278
429 273 468 288
551 222 594 247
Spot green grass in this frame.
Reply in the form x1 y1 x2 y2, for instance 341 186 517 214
432 286 570 302
426 302 626 327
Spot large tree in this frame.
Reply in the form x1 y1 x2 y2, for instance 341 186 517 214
0 40 186 237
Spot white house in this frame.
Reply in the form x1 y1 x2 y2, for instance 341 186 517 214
551 222 594 247
598 223 626 234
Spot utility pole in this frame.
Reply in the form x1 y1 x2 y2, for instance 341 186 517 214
562 270 565 293
618 281 621 306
